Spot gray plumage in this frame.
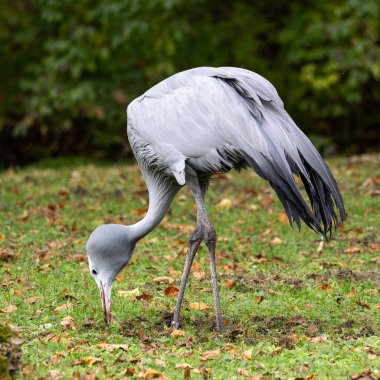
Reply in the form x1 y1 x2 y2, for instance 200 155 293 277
86 67 346 332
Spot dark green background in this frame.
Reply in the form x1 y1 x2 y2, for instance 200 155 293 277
1 0 379 166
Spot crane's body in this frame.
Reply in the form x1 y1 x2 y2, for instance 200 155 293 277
86 67 345 332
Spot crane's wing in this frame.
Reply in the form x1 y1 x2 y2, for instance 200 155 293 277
127 67 346 239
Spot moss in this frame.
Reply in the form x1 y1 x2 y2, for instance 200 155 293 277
0 354 9 379
0 325 11 344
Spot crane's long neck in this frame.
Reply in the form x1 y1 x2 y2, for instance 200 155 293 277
129 163 181 242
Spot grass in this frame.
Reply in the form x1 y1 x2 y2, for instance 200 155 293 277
0 154 379 379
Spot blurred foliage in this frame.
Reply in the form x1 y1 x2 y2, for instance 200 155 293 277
0 0 379 165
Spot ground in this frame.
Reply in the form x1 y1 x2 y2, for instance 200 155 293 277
0 154 379 380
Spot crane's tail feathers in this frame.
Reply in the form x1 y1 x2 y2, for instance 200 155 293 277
216 72 346 240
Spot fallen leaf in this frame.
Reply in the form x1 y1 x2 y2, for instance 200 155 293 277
1 305 17 313
374 304 380 309
164 285 179 297
170 328 186 338
216 198 232 210
277 212 288 224
319 283 333 291
201 349 221 361
237 368 249 376
270 237 285 245
222 344 240 357
25 296 43 304
344 246 361 255
242 349 252 360
254 296 264 304
60 316 75 328
347 288 358 297
306 335 328 344
224 279 236 289
356 300 371 309
82 356 102 366
175 363 193 369
96 343 129 352
136 292 153 301
155 359 166 367
53 303 73 312
189 302 209 311
154 276 174 284
142 369 165 379
117 288 141 300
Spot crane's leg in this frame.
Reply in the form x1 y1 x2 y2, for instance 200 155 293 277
184 165 224 333
172 180 209 329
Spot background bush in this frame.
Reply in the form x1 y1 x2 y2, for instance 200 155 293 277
1 0 379 166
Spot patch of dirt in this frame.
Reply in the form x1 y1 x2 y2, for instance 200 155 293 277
337 317 378 340
120 317 149 337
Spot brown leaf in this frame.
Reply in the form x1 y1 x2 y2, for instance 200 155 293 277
374 304 380 309
154 276 175 284
1 304 17 313
254 296 264 304
81 356 102 366
155 359 166 367
0 251 16 261
344 246 361 255
53 302 73 312
136 292 153 301
201 349 221 361
25 296 43 304
306 335 328 343
224 279 236 289
189 302 209 311
319 283 333 291
170 328 186 338
277 212 288 224
222 344 241 357
164 285 179 297
175 363 193 369
60 316 75 328
356 300 371 309
270 237 285 245
347 288 358 297
96 343 129 352
242 349 252 360
142 369 165 379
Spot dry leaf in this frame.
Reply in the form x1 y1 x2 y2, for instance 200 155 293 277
96 343 129 352
1 304 17 313
189 302 209 311
25 296 43 304
344 246 361 254
60 316 75 328
222 344 240 357
53 302 72 312
347 288 358 297
170 328 185 338
82 356 101 366
319 283 333 291
224 279 236 289
306 335 328 343
374 304 380 309
237 368 249 376
175 363 193 369
201 349 221 361
216 198 232 210
155 359 166 367
142 369 165 379
117 288 141 300
254 296 264 304
277 212 288 224
164 285 179 297
154 276 175 284
242 349 253 360
270 237 285 245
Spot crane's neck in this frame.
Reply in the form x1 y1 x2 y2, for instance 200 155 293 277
129 163 181 242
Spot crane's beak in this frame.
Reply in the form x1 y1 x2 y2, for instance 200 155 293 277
99 280 112 325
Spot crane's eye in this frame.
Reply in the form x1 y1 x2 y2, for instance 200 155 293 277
92 269 97 275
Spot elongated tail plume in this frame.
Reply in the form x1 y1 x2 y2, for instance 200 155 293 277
216 71 346 240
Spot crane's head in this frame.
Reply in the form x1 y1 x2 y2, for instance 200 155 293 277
86 224 135 324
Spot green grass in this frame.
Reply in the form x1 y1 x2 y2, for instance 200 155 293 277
0 155 379 379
